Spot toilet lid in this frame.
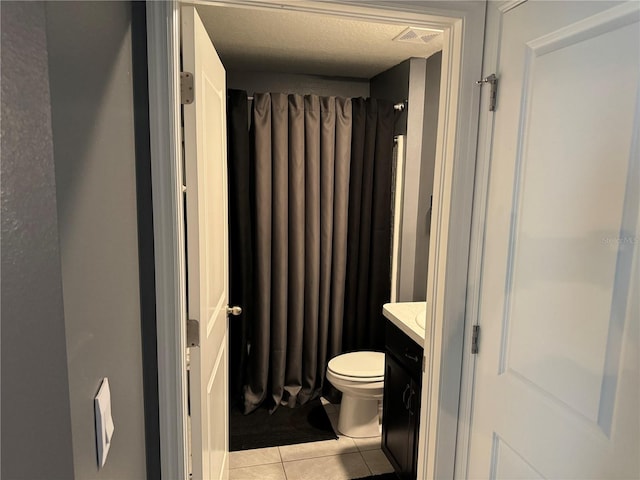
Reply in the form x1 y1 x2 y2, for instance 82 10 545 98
327 351 385 379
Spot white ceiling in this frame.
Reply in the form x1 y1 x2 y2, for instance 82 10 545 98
196 5 443 79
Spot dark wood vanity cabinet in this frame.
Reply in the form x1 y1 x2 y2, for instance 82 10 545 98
382 321 423 480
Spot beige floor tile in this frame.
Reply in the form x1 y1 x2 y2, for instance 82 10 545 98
353 435 382 452
283 452 371 480
361 449 394 475
229 462 286 480
229 447 281 469
278 436 357 462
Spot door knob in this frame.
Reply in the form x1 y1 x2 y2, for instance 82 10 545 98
226 305 242 316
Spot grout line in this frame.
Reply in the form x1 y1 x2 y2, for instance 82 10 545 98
228 460 282 471
354 438 383 453
360 451 374 476
279 448 360 463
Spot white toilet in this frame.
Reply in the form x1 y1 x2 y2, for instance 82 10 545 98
326 351 385 438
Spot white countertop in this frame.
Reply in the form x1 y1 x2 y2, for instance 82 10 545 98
382 302 427 345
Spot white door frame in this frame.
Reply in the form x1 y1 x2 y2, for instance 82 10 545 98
146 1 486 479
146 2 189 479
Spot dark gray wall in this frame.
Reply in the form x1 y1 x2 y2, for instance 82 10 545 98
370 59 410 135
371 54 442 302
227 70 370 98
0 2 76 479
45 2 147 479
413 52 442 299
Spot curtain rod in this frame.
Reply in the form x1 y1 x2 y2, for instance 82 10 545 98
244 95 407 111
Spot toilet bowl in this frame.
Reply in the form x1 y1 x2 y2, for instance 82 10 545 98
326 351 385 438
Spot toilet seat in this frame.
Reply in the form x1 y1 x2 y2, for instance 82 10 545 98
327 370 384 383
327 351 385 381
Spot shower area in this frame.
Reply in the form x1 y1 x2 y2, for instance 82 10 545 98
194 3 442 451
229 92 399 414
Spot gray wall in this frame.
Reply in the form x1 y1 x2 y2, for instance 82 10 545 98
45 2 147 479
227 70 370 98
413 52 442 299
401 57 429 302
371 54 442 302
0 2 76 479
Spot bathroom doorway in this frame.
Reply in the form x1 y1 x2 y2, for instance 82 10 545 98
203 5 444 467
147 1 486 479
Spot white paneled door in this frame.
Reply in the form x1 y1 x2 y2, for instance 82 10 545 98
182 6 229 480
467 1 639 479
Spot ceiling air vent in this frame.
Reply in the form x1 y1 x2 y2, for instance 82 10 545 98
393 27 441 45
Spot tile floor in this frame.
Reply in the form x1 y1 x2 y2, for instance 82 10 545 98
229 398 394 480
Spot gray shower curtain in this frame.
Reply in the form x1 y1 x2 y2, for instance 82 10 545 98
342 98 395 351
244 93 353 412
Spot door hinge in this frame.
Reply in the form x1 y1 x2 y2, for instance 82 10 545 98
187 319 199 347
476 74 498 111
422 355 426 373
471 325 480 354
180 72 194 105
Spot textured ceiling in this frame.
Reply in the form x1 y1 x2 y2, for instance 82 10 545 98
196 5 443 79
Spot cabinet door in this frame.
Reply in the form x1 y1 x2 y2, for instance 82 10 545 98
382 354 412 478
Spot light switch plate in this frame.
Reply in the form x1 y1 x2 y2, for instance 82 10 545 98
94 378 114 468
